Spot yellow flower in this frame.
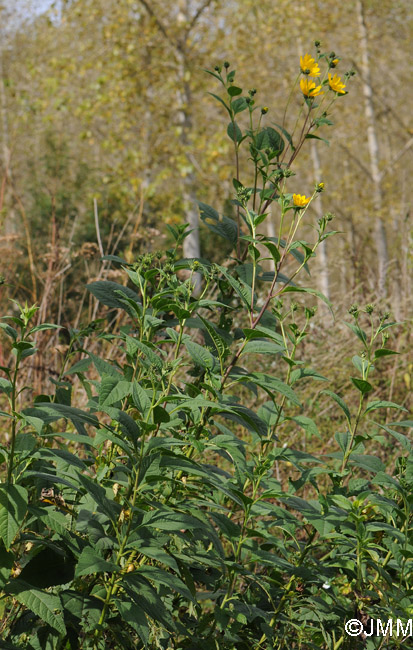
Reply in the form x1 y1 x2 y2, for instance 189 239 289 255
293 194 311 207
300 53 320 77
299 78 323 98
328 73 346 94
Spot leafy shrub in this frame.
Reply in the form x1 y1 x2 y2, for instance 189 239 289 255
0 48 411 650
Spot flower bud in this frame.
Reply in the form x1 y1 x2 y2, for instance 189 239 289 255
224 61 230 68
316 182 324 193
365 304 374 314
261 106 268 114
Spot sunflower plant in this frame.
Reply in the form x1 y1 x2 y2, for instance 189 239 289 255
0 44 411 650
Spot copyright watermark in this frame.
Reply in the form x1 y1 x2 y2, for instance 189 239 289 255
345 618 413 638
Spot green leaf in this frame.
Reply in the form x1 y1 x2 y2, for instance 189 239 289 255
289 415 320 439
64 358 92 375
255 127 284 155
232 97 248 114
322 390 351 423
0 485 28 549
349 454 385 474
227 121 242 143
132 382 151 418
198 315 229 365
218 266 251 309
243 340 284 356
343 321 367 344
137 566 194 602
282 286 333 314
34 402 99 428
305 133 329 146
75 547 118 577
0 377 12 395
207 92 231 116
5 579 66 635
198 201 238 244
335 431 351 453
374 348 399 358
121 573 176 631
272 122 294 149
261 241 281 265
99 376 131 407
364 400 407 415
114 598 149 644
185 340 215 369
86 281 140 315
247 373 301 407
351 377 373 394
227 85 242 97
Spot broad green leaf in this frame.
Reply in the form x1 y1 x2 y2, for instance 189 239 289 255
114 598 149 643
243 340 284 355
0 485 28 549
247 372 301 407
86 281 140 314
98 376 131 407
198 202 238 244
227 121 242 143
227 85 242 96
131 382 151 418
5 579 66 635
351 377 373 394
349 454 385 474
75 546 118 577
289 415 320 439
185 340 215 369
255 127 284 155
232 97 248 114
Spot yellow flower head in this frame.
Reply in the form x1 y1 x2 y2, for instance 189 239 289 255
328 73 346 94
293 194 311 208
300 53 320 77
299 78 323 98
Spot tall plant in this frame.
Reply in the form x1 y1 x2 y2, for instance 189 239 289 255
0 46 411 650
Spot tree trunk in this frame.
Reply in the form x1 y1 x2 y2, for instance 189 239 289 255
357 0 388 297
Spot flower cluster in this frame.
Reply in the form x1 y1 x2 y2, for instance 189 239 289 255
299 50 347 98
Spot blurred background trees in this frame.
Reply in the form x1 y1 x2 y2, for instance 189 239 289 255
0 0 412 324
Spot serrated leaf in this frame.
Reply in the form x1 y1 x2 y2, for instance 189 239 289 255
86 281 141 315
0 485 28 549
5 579 66 635
185 340 215 369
